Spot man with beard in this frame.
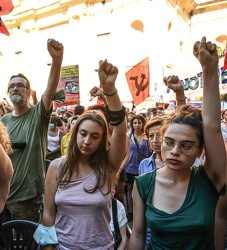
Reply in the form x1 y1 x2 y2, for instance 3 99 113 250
1 38 64 223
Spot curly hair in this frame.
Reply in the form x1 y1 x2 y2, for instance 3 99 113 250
0 121 12 154
143 116 167 139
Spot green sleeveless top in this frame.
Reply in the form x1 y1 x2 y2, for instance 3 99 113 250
136 166 226 250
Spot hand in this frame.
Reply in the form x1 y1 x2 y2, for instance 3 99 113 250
193 36 218 68
47 39 64 61
114 173 120 186
31 90 36 96
163 75 184 93
98 59 118 93
89 86 104 98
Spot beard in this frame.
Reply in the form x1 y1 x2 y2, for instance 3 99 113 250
10 94 24 104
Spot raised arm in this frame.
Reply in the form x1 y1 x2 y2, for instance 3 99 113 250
89 86 108 106
98 60 126 173
0 144 13 212
193 36 226 191
43 39 64 112
164 75 186 107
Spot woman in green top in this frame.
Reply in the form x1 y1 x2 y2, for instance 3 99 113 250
129 36 226 250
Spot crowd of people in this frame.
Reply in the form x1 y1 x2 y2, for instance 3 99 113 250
0 36 226 250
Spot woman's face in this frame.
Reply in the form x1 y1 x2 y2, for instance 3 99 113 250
161 123 201 170
148 125 162 154
223 111 227 121
77 120 104 156
70 119 77 132
132 118 143 132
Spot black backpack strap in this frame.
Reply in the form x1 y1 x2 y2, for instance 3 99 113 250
0 213 6 249
112 198 122 245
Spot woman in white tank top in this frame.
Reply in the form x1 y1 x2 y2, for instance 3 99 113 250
46 116 65 161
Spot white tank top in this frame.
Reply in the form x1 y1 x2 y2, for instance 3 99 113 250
47 130 60 151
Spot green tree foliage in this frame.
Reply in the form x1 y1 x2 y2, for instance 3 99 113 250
217 44 226 59
221 94 227 102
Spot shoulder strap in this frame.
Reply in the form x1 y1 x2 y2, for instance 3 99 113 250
133 135 146 161
112 198 122 243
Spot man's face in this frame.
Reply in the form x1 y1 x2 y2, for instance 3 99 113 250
8 77 30 105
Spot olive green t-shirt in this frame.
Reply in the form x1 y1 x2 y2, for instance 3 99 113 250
1 97 51 204
136 166 225 250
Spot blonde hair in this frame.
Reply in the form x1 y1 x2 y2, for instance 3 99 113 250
0 121 12 154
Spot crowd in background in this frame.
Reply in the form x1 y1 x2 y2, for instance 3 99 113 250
0 36 227 250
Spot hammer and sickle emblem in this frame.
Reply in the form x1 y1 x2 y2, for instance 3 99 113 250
130 74 149 96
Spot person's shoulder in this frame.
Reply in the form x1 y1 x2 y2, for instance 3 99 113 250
137 170 155 180
48 157 65 174
116 199 125 209
139 157 150 166
1 113 12 123
62 132 70 138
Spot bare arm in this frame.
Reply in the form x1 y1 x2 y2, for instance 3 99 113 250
3 97 13 111
47 130 65 157
129 181 147 250
117 136 130 176
164 75 186 107
193 36 226 191
89 86 108 106
42 159 59 250
98 60 126 174
0 144 13 212
43 39 64 113
117 224 127 250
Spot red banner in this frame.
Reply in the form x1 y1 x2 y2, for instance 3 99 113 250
54 65 79 107
125 57 150 106
224 43 227 71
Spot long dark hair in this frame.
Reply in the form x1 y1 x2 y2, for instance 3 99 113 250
57 110 113 194
130 114 146 137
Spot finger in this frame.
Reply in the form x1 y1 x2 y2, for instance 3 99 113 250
193 41 200 54
206 41 212 51
167 75 175 83
163 77 168 84
211 43 217 53
105 63 113 75
89 87 97 94
200 36 207 46
98 59 107 72
109 65 118 75
172 75 179 84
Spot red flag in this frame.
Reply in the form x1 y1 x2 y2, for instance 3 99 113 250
0 0 14 36
0 18 10 36
0 0 14 15
125 57 150 106
224 43 227 71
